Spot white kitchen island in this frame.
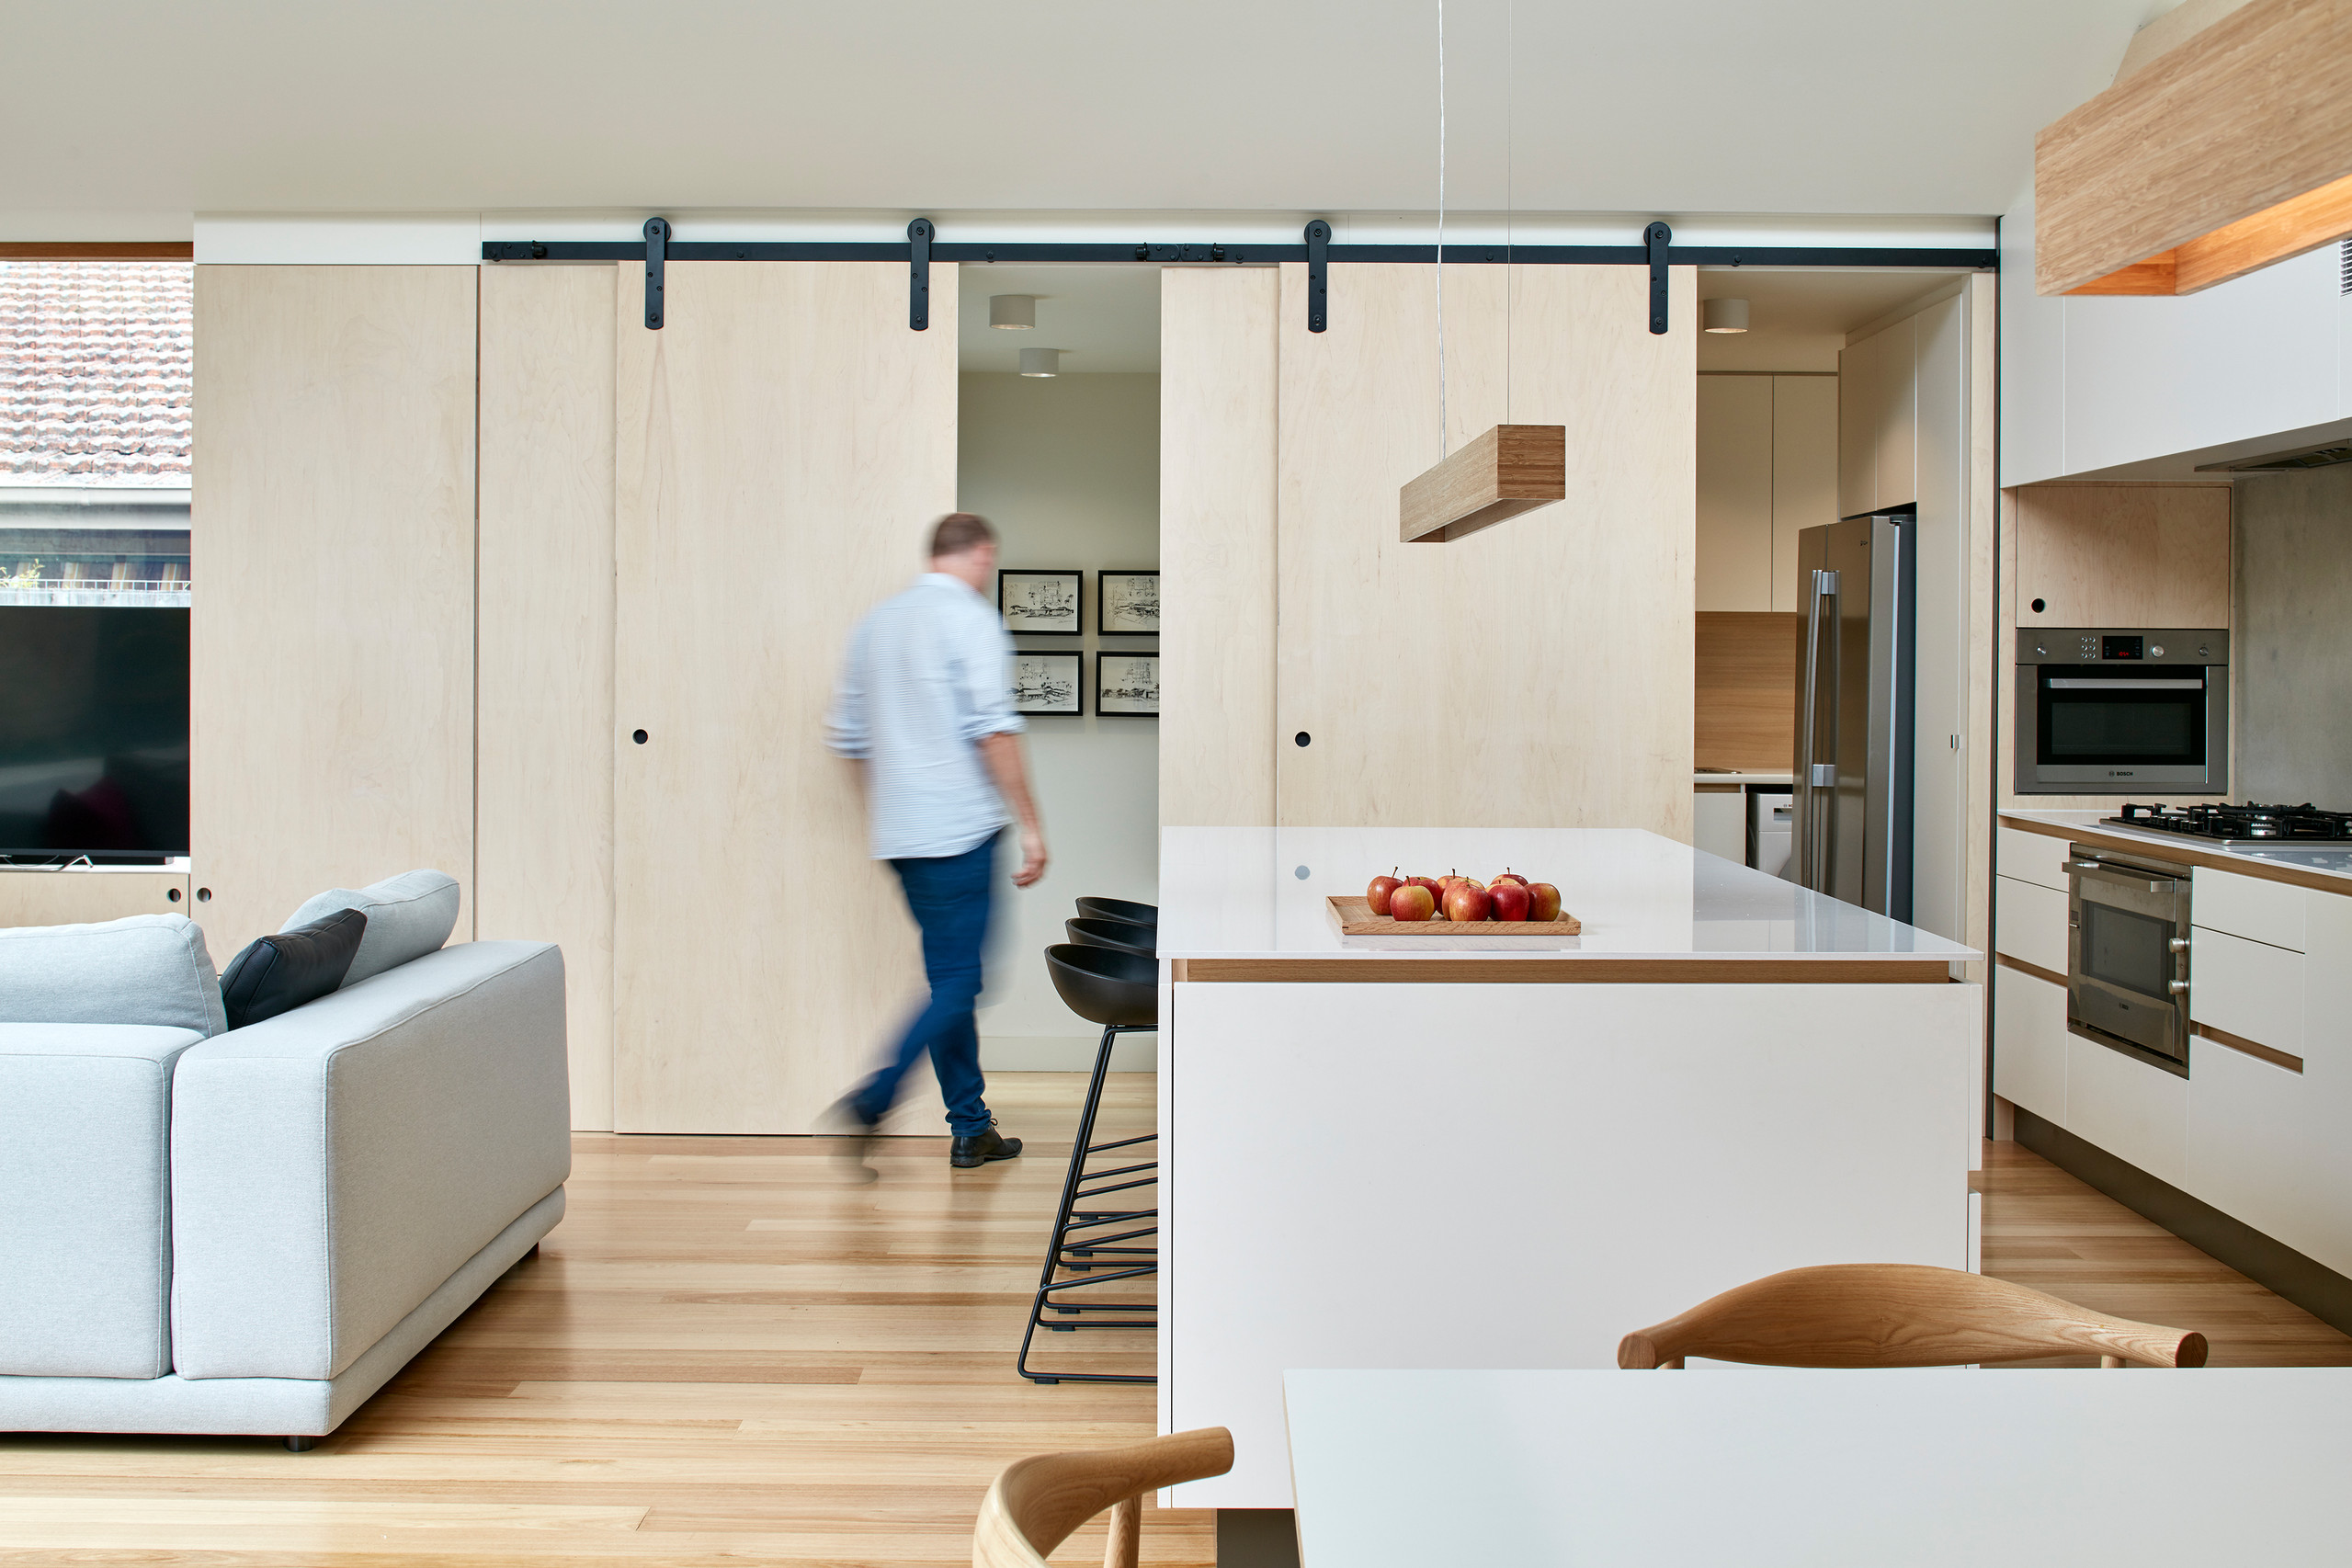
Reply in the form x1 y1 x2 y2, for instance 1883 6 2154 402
1156 826 1981 1508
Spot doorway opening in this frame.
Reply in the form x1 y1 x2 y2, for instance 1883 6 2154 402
957 264 1163 1072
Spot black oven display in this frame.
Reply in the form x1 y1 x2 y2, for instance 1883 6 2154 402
2100 634 2143 660
2037 670 2207 768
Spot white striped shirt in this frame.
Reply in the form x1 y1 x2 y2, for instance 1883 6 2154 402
826 574 1026 860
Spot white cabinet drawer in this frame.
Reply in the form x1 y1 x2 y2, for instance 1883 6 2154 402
1994 961 2066 1125
2186 1040 2330 1269
2191 926 2305 1066
2066 1034 2187 1190
2193 868 2304 952
1994 875 2068 976
1995 824 2071 893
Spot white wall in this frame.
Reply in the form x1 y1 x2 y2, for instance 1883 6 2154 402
2000 183 2352 485
960 371 1160 1071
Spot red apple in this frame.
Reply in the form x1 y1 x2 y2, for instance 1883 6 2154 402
1442 882 1493 922
1389 883 1438 921
1403 874 1442 902
1489 881 1532 921
1367 869 1403 915
1490 869 1528 889
1527 882 1562 922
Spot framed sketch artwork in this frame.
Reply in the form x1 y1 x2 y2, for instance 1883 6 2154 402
1097 570 1160 636
1097 653 1160 716
1009 651 1085 716
998 570 1082 636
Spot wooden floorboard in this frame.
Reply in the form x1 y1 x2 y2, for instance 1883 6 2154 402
8 1083 2349 1562
0 1073 1193 1566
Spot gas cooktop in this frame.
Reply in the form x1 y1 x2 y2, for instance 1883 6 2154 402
2103 801 2352 848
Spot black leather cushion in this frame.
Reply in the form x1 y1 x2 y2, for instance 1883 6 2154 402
219 908 369 1031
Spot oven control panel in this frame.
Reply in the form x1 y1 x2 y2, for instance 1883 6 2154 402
2018 628 2227 665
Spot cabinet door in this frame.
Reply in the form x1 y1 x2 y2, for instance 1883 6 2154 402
2014 484 2231 627
1836 331 1879 518
1769 377 1838 613
1872 316 1917 510
1696 376 1773 611
611 262 956 1133
191 267 477 960
1993 961 2066 1123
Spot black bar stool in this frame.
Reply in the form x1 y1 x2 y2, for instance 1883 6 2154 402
1065 916 1154 958
1074 896 1157 928
1020 942 1158 1385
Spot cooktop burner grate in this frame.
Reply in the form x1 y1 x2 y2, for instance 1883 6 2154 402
2105 801 2352 842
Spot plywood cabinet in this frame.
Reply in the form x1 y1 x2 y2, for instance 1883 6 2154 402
0 869 187 929
1696 374 1837 613
2013 484 2231 627
1837 330 1879 518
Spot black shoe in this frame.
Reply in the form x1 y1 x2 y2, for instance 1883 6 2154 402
950 1123 1022 1168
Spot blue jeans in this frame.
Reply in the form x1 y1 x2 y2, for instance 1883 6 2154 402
852 829 997 1136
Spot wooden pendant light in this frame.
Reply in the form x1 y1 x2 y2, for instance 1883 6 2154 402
2036 0 2352 297
1399 425 1566 544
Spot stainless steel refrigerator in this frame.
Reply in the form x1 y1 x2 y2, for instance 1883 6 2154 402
1789 512 1915 920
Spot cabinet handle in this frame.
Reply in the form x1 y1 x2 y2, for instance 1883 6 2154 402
2167 980 2191 994
2169 937 2191 952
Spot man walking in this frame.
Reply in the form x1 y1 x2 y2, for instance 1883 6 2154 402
826 513 1047 1168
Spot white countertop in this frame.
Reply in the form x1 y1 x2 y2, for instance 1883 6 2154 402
1287 1368 2352 1568
2001 809 2352 885
1159 826 1978 962
1694 769 1793 786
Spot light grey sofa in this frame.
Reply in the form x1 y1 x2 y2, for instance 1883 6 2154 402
0 880 569 1446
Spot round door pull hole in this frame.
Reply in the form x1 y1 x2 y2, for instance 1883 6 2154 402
2030 598 2046 614
632 729 649 744
167 888 182 903
196 888 211 903
1294 732 1312 747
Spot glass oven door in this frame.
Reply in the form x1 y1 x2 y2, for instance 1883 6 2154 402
2031 668 2213 790
2066 850 2192 1074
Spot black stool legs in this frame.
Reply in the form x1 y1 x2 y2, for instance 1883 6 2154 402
1017 1021 1157 1384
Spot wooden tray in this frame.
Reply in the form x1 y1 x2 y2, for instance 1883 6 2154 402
1326 895 1582 937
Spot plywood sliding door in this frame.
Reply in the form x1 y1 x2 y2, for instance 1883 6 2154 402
478 264 619 1131
1273 263 1696 834
1161 267 1278 826
612 263 957 1133
191 267 478 960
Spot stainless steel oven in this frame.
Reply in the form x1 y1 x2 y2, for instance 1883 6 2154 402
2015 629 2227 794
2066 843 2193 1076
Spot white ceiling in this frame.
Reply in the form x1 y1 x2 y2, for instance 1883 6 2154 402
958 267 1162 374
0 1 2158 226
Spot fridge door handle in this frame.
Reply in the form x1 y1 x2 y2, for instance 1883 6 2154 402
1795 568 1839 891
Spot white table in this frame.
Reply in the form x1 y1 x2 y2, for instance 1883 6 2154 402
1286 1368 2352 1566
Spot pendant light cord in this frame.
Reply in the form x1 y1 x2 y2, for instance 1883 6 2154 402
1505 0 1513 427
1436 0 1446 460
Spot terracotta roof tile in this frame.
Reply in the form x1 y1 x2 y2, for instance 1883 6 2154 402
0 261 192 486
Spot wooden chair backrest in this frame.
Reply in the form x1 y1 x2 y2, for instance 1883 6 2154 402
973 1426 1233 1568
1618 1263 2208 1369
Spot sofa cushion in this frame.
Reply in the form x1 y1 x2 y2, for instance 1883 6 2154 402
0 1021 207 1378
221 908 368 1031
280 869 460 987
0 915 226 1037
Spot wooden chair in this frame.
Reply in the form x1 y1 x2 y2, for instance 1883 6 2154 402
1618 1263 2208 1369
973 1426 1233 1568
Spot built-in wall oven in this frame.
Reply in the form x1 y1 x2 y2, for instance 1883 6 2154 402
2015 629 2227 794
2066 843 2193 1076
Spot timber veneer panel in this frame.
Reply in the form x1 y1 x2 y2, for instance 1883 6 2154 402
612 262 954 1133
478 263 619 1131
1272 262 1695 835
2013 483 2231 629
1160 267 1277 827
0 870 186 927
1695 611 1799 772
190 266 476 960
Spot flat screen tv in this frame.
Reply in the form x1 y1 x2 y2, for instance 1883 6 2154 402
0 606 189 862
